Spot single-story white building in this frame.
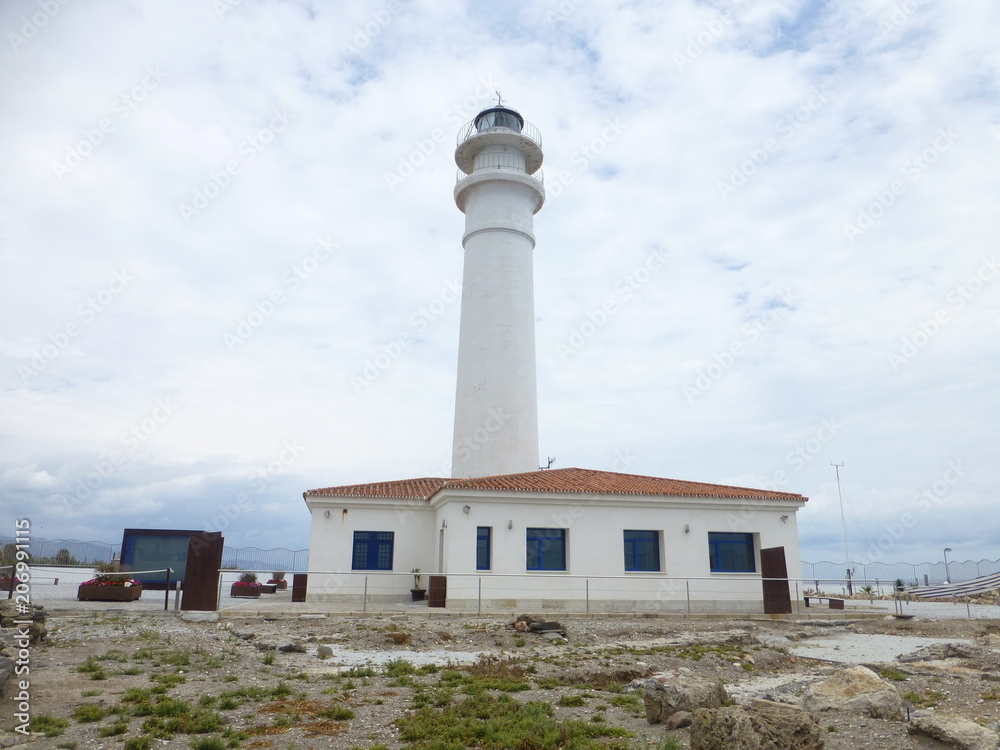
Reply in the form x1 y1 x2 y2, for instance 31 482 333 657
303 467 806 613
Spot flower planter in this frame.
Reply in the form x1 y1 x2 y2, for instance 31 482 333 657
267 580 288 591
230 583 262 598
411 589 425 602
77 584 142 602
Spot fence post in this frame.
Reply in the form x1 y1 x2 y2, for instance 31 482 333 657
585 579 589 614
363 575 368 613
685 580 690 616
478 577 481 616
164 568 171 612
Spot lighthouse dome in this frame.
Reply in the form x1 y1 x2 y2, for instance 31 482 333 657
473 106 524 133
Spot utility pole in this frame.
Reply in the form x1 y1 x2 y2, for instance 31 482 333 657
832 462 852 595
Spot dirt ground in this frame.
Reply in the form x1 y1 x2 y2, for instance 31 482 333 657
5 610 1000 749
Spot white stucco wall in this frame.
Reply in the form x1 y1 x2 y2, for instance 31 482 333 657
305 489 805 612
305 499 437 605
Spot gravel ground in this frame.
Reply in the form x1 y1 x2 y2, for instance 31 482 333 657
6 604 1000 750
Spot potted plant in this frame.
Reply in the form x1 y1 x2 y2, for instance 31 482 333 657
77 562 143 602
231 572 263 598
410 567 425 601
267 571 288 591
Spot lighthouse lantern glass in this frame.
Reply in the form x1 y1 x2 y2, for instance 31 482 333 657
474 108 524 133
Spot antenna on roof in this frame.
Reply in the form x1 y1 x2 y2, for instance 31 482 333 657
495 91 505 107
540 456 556 470
832 461 853 595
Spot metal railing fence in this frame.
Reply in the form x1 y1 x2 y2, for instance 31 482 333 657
4 537 996 589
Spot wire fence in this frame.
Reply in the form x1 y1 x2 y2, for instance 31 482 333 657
2 536 994 588
801 559 1000 588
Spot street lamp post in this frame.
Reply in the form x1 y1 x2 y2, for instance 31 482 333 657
943 547 952 584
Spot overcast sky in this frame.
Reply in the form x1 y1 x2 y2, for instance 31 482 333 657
2 0 998 571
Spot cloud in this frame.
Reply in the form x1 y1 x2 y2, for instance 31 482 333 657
1 0 998 569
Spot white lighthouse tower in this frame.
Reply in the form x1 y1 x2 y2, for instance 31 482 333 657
451 104 545 478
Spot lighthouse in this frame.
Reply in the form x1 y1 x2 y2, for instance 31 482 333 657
451 104 545 478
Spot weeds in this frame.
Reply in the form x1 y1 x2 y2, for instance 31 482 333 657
29 714 69 737
396 693 631 749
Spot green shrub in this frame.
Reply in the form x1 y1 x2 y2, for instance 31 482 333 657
29 714 69 737
98 721 129 737
73 704 108 723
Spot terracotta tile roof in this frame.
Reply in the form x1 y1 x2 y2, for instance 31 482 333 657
304 467 805 502
304 476 449 500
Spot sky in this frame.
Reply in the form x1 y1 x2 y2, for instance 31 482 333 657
2 0 998 570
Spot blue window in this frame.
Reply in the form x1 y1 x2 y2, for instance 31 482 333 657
352 531 394 570
476 526 492 570
708 532 755 573
526 528 566 571
624 530 660 572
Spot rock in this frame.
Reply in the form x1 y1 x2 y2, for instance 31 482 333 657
690 700 823 750
508 614 535 631
529 621 565 633
0 600 46 644
254 641 277 651
317 645 334 660
0 656 14 699
899 643 987 663
298 614 326 620
180 612 219 623
641 670 729 724
909 713 1000 750
666 710 693 729
800 665 903 720
234 630 256 640
541 631 567 644
279 640 307 653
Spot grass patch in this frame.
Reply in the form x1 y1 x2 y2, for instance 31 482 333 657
97 721 129 737
396 693 631 749
29 714 69 737
902 690 946 708
150 672 187 689
879 667 908 682
97 648 129 662
318 705 355 720
558 695 587 707
73 704 109 723
609 694 642 709
123 738 154 750
190 737 227 750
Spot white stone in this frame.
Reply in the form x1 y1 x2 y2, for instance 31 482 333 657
180 611 219 622
800 665 902 720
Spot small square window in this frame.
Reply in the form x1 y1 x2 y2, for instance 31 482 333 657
708 532 755 573
352 531 394 571
526 528 566 571
624 530 660 572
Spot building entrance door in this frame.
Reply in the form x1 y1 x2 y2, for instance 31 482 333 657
761 546 792 615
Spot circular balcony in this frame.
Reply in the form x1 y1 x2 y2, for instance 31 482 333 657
455 117 543 176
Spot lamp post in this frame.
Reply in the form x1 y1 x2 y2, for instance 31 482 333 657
943 547 952 584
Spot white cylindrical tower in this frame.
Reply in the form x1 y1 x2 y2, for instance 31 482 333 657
451 105 545 478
